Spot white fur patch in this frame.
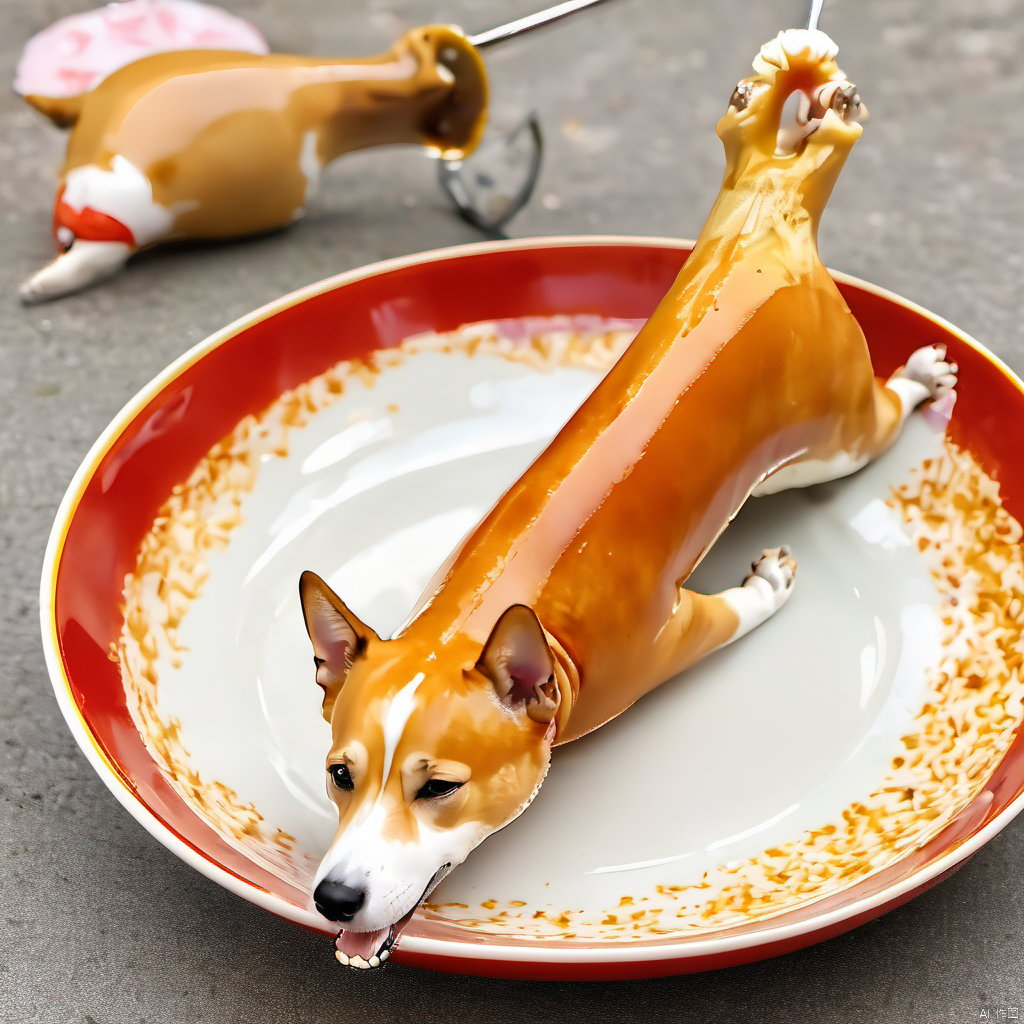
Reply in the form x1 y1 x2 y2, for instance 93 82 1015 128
320 809 482 931
380 673 426 790
720 547 796 639
298 130 321 205
754 29 838 77
61 156 194 246
753 449 868 495
889 345 958 419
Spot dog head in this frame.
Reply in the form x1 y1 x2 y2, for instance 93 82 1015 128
299 571 561 968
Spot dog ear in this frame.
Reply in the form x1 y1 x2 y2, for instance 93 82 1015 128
299 571 379 721
476 605 559 725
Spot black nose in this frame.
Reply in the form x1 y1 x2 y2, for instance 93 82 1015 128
313 879 366 922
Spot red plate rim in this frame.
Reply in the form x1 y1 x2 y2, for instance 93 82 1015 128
39 235 1024 978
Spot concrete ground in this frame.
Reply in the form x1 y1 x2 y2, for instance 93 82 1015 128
2 0 1022 1020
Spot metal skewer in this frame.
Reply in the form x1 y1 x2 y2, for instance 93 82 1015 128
468 0 617 49
806 0 826 31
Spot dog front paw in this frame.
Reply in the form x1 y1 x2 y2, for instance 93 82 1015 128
895 344 958 400
743 545 797 611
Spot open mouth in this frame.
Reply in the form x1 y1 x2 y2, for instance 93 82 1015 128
333 864 451 970
334 921 398 970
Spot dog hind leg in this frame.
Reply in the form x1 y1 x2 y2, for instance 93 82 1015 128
884 343 958 421
651 546 798 681
20 240 134 304
754 344 957 496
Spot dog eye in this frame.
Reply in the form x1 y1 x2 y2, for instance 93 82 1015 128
415 779 464 800
328 764 354 791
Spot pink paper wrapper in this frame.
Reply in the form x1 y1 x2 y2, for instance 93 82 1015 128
15 0 268 98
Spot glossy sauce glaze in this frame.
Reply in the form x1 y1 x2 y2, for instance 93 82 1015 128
30 25 487 244
407 32 891 741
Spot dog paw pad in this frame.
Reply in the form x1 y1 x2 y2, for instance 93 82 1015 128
743 546 797 606
896 344 958 399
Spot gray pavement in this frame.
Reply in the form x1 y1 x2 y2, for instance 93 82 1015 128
2 0 1023 1020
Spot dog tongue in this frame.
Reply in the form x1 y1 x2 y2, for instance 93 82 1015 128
336 927 390 959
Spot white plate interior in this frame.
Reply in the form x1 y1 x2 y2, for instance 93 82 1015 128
153 344 947 926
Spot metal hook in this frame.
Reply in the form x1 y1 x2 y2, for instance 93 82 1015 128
438 111 544 237
437 0 615 233
806 0 826 31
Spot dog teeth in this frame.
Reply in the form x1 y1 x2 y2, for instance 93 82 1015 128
335 950 385 966
334 944 391 969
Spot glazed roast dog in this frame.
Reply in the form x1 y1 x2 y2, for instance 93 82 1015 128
299 30 956 969
19 25 486 303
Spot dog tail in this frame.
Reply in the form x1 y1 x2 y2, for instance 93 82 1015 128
23 92 84 128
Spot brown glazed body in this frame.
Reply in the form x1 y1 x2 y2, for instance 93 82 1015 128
301 32 945 964
28 25 487 242
403 37 897 742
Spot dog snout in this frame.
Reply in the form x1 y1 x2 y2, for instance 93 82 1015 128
313 879 366 923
